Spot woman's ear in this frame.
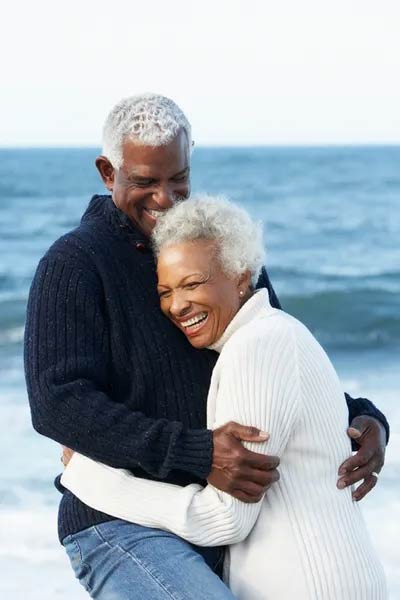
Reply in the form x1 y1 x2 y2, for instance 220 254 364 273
95 156 115 191
238 270 252 295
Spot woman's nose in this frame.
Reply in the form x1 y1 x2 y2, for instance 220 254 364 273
169 293 191 317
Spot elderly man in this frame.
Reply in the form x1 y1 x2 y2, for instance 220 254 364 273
25 94 389 599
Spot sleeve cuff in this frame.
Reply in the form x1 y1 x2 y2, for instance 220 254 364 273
345 393 390 448
166 428 214 479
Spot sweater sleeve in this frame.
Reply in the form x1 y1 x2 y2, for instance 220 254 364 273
25 256 212 478
61 316 300 546
345 393 390 445
256 266 390 443
256 266 282 309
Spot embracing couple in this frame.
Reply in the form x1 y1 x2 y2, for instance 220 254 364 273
25 94 388 599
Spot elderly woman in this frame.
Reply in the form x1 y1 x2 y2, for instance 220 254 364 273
62 196 386 599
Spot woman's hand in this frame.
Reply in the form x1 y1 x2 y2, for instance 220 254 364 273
61 446 74 467
337 415 386 501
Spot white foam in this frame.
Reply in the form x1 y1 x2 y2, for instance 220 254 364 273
0 325 25 344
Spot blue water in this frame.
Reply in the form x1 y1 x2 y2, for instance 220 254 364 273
0 147 399 598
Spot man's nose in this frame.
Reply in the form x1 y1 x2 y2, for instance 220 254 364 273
153 185 175 209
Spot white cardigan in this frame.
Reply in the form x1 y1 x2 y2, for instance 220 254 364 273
62 289 386 599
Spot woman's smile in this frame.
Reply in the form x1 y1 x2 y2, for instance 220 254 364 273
156 239 248 348
177 312 209 337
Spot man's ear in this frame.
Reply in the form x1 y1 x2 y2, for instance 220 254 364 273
95 156 115 191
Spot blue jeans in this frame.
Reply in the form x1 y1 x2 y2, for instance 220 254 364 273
63 519 235 599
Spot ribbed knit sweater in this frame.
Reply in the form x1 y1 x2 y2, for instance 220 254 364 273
62 290 387 599
24 195 389 543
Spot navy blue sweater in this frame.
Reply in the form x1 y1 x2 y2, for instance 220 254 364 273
24 195 389 542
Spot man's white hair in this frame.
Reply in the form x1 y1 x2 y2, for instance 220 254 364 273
102 93 192 169
152 195 266 287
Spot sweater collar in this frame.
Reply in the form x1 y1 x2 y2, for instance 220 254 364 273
208 288 272 354
83 195 150 247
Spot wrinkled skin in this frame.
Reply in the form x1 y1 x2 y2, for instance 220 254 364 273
61 134 387 503
96 131 190 238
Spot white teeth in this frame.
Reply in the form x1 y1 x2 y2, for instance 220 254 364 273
146 209 164 218
182 312 208 328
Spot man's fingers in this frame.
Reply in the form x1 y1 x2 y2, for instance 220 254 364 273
239 467 279 488
210 423 280 498
236 480 266 499
231 489 262 503
244 449 280 471
352 475 378 502
338 448 374 476
337 463 376 489
228 422 269 442
233 467 281 502
347 427 362 440
337 417 385 500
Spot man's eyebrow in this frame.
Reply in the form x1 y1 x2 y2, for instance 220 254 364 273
126 172 155 181
125 167 189 181
171 166 190 178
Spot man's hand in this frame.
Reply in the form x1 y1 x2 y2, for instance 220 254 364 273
337 415 386 501
207 421 280 503
61 446 74 467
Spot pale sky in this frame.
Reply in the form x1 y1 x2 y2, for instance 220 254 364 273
2 0 400 146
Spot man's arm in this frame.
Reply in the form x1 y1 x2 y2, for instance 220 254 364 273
257 266 282 309
25 255 212 478
257 266 389 500
26 254 276 497
61 320 297 547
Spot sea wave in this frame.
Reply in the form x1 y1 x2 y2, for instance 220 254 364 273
0 297 28 339
282 288 400 350
272 265 400 281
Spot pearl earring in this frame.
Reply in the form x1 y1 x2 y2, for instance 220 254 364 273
239 290 244 297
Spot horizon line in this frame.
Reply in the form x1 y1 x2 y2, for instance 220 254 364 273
1 141 400 150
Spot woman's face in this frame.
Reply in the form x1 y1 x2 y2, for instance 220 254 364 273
157 239 249 348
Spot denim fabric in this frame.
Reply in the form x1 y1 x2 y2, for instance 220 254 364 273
63 519 234 599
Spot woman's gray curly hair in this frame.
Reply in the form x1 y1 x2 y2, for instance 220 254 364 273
152 195 266 287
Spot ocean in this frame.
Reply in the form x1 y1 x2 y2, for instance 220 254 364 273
0 146 399 598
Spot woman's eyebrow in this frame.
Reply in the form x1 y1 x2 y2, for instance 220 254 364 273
157 273 206 291
180 272 210 284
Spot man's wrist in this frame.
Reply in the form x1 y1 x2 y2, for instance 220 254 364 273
166 428 214 479
346 393 390 445
349 413 388 452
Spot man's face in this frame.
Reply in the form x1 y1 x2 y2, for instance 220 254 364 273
96 130 191 238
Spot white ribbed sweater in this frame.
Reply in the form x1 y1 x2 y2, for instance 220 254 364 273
62 290 386 599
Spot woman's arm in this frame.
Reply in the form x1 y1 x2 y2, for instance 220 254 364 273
257 266 390 457
62 315 301 546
